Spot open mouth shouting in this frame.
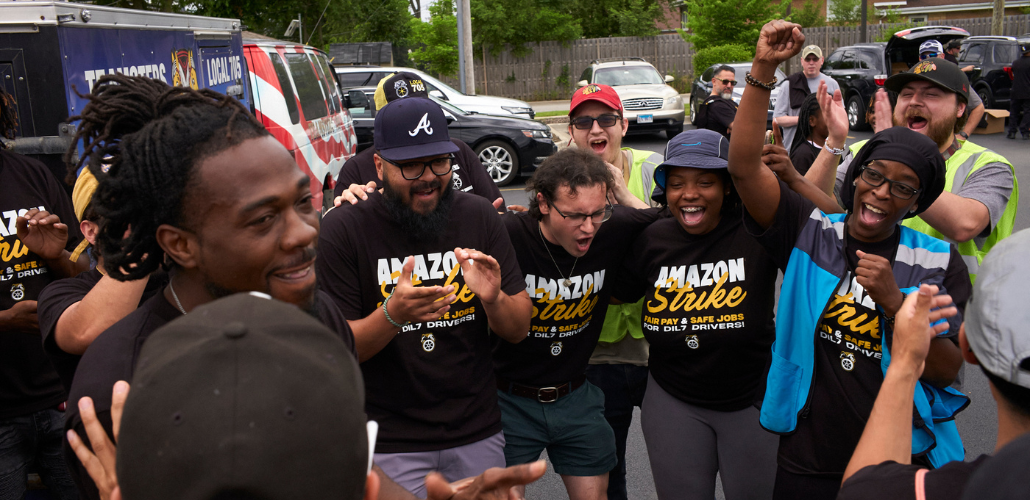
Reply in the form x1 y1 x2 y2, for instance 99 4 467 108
679 205 706 226
589 139 608 155
858 202 889 227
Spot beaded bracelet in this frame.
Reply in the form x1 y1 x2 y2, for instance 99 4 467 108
823 140 846 156
382 291 408 329
745 71 777 91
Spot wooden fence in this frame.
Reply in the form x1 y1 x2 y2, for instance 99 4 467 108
436 14 1030 101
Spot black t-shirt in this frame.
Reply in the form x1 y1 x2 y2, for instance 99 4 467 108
334 139 503 205
1012 56 1030 100
789 140 821 176
695 95 737 139
493 207 658 386
614 212 779 411
0 149 82 419
64 289 355 499
316 190 525 453
746 182 970 476
37 268 169 392
837 456 988 500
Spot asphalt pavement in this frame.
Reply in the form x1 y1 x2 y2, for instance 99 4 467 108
508 127 1027 499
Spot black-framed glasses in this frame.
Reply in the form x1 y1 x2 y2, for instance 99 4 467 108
548 195 614 225
860 165 920 200
383 155 455 180
570 114 621 130
920 52 939 60
714 77 738 86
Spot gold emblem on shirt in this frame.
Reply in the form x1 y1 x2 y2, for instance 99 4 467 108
421 333 436 352
840 352 856 372
685 335 699 349
550 341 563 356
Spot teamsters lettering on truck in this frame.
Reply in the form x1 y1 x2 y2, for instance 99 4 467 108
84 65 168 92
206 55 242 86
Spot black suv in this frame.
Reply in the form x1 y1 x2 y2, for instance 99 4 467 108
957 35 1030 109
820 43 887 130
822 26 970 130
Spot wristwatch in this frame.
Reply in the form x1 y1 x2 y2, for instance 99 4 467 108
958 131 970 140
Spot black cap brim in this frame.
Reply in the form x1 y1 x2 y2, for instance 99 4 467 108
377 140 459 162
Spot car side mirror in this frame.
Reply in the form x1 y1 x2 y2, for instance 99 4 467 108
343 94 353 108
577 80 589 87
664 75 674 83
429 89 446 100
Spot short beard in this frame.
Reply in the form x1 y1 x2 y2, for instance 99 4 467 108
720 92 733 100
382 174 454 243
895 109 955 149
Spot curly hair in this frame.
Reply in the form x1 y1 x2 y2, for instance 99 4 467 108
67 74 269 281
0 86 18 148
526 148 614 220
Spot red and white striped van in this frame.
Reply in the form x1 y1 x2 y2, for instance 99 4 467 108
244 41 356 210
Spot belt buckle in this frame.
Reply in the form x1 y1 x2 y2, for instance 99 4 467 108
537 387 558 403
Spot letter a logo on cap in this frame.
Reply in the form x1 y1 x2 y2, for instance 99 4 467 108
409 113 434 137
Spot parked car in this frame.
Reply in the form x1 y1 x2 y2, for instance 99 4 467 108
334 66 535 119
820 26 970 131
0 2 355 211
342 86 556 186
957 35 1030 109
820 43 887 130
577 58 685 138
689 62 787 130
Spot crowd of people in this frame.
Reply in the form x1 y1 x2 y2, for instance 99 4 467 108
0 19 1025 500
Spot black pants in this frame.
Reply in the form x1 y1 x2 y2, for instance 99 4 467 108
1009 98 1030 135
771 466 842 500
584 364 648 500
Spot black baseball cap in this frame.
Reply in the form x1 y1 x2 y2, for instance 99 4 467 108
116 293 369 500
373 97 459 162
374 71 431 111
885 57 970 102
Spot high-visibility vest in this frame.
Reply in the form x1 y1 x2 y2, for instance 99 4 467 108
902 141 1018 283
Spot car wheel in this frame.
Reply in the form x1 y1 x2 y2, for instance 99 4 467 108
476 140 519 187
847 95 869 131
976 85 994 109
689 98 697 124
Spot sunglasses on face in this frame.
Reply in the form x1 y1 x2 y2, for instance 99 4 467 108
714 77 738 86
570 114 622 130
920 52 939 60
859 165 919 200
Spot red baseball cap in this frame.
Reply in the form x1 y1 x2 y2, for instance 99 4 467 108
569 84 623 115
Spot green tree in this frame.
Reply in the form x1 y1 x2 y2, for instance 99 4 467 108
791 0 825 28
470 0 581 57
572 0 674 38
407 0 459 77
828 0 861 26
681 0 787 51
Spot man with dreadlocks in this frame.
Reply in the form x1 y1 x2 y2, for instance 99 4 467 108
62 74 543 500
0 86 88 499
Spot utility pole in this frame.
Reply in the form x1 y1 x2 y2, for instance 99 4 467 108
991 0 1005 36
455 0 474 94
860 0 868 43
298 13 303 44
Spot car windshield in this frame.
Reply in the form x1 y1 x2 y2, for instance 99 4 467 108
417 71 466 97
430 95 469 115
595 66 664 86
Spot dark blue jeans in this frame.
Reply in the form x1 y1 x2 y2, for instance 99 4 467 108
0 408 78 500
585 364 648 500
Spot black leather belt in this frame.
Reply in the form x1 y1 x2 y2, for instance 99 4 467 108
496 375 586 403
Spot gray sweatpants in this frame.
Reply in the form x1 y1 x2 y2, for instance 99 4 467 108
640 374 778 500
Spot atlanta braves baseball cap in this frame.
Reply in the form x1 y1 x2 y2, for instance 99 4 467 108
964 229 1030 390
374 71 430 111
116 293 370 500
885 58 970 103
374 97 458 162
569 84 623 116
653 129 729 189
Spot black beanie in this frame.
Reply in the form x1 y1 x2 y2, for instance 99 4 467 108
841 127 946 219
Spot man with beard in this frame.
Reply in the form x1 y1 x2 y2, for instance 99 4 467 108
63 75 540 500
316 96 532 498
695 65 738 138
810 59 1018 283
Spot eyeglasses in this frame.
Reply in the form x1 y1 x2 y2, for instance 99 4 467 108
714 77 738 86
920 52 939 60
570 114 621 130
860 165 920 200
548 195 614 225
382 154 455 180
